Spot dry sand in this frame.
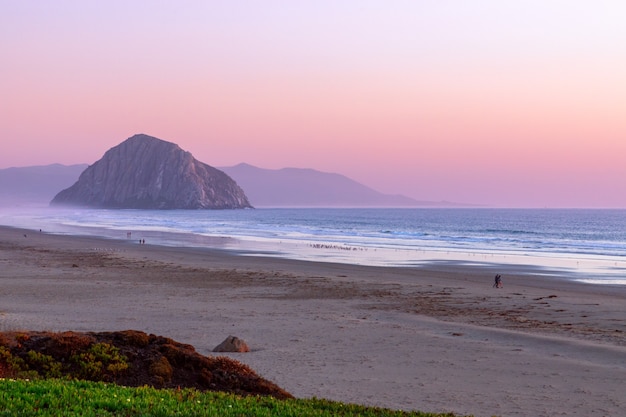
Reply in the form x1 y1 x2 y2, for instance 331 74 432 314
1 225 625 416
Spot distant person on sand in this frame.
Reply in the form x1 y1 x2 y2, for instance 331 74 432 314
493 274 503 288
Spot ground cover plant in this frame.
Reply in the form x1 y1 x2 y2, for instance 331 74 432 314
0 378 461 417
0 330 291 399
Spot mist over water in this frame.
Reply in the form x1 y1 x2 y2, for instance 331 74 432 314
2 207 625 285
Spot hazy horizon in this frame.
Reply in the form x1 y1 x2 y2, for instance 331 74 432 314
2 2 625 208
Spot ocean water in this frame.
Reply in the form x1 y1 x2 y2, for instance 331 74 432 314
1 207 625 285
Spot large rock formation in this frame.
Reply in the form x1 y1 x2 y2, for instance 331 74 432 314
50 134 252 209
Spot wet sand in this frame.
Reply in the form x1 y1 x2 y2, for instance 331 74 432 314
1 225 625 416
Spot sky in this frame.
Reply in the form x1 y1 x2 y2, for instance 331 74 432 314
1 1 625 208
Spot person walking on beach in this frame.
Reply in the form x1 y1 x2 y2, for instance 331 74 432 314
493 274 503 288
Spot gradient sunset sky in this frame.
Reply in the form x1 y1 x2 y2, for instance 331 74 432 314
2 1 625 207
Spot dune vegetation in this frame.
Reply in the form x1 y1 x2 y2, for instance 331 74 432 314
0 378 462 417
0 330 463 417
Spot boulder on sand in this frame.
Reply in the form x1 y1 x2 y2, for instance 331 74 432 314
213 335 250 353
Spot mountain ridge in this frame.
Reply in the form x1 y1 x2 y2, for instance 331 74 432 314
0 163 88 206
2 161 460 208
219 163 453 207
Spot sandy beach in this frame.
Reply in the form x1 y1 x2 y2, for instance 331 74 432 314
1 225 625 416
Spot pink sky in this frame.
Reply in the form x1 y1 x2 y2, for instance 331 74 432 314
2 1 625 207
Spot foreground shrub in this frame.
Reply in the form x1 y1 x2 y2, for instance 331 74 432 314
0 330 292 399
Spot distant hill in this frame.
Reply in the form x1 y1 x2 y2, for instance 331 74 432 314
0 163 88 206
220 163 445 207
2 161 455 208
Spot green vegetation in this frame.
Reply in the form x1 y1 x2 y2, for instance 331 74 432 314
0 378 459 417
0 342 127 382
71 342 129 380
0 330 294 399
0 331 469 416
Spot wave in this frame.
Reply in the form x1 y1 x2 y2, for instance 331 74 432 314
3 207 626 282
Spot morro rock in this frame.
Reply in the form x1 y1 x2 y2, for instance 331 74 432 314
50 134 252 209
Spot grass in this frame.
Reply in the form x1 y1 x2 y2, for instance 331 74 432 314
0 378 460 417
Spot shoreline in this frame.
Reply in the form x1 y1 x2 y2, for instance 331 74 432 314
2 207 626 285
1 225 625 416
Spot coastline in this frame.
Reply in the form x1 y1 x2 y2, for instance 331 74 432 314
1 225 625 416
3 207 626 286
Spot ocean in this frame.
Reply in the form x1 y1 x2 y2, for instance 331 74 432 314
1 207 625 285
